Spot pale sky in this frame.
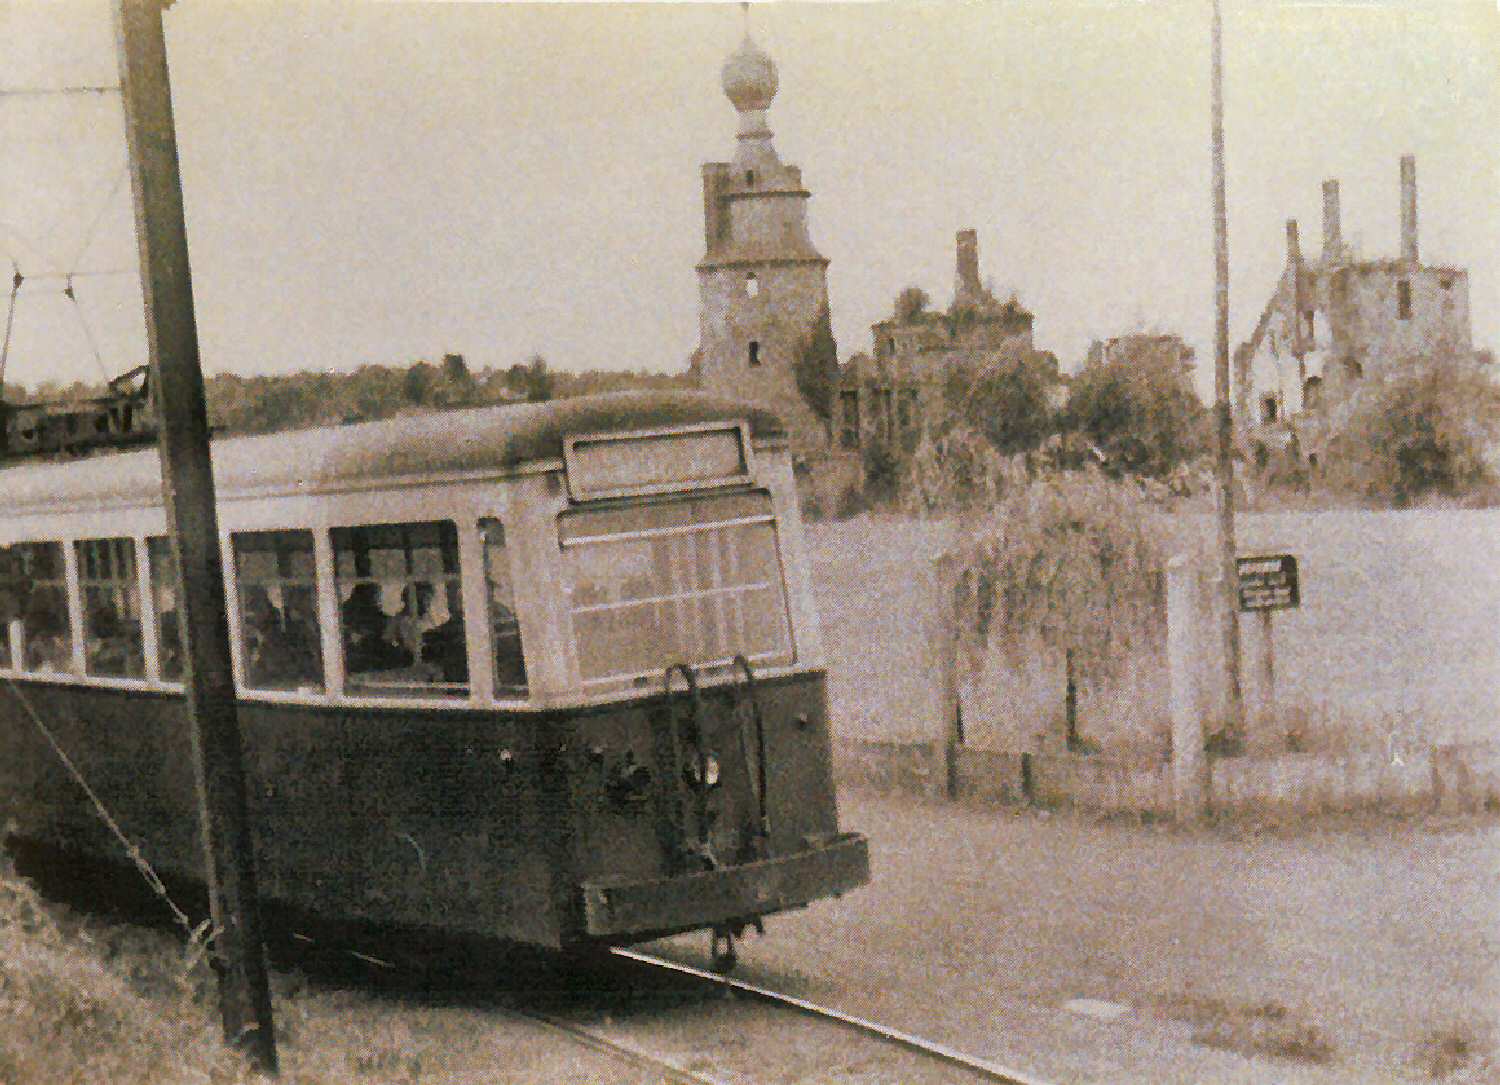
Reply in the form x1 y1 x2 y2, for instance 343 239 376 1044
2 1 1495 404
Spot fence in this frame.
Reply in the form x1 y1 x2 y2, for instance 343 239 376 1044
812 513 1500 820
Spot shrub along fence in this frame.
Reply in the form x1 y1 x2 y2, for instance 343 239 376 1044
816 515 1500 821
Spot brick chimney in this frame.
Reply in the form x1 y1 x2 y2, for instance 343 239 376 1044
1321 179 1342 262
1400 154 1419 266
1285 218 1301 266
954 228 982 308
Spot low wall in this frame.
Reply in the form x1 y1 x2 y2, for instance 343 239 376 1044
836 739 1500 818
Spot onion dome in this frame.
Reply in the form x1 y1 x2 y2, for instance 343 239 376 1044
720 35 778 113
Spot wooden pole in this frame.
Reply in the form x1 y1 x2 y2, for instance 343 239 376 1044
114 1 278 1074
1210 0 1245 747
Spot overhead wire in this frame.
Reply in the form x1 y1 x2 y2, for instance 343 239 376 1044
0 674 203 940
67 163 129 272
64 275 114 384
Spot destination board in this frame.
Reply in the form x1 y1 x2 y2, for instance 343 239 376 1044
1237 554 1300 611
564 422 752 501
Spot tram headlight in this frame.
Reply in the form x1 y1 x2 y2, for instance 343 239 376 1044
686 754 721 789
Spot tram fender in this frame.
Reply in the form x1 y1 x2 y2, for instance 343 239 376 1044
579 832 868 938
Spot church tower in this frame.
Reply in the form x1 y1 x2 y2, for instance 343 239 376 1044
696 34 832 453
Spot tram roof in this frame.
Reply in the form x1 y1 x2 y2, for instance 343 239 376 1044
1 391 787 513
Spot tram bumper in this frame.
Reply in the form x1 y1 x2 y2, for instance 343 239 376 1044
579 832 869 938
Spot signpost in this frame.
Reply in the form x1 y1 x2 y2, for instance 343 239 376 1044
1236 554 1300 721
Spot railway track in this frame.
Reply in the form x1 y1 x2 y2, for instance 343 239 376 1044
605 946 1056 1085
483 943 1058 1085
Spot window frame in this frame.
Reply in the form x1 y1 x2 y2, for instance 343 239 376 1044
557 490 797 692
74 536 147 680
330 519 471 701
0 541 78 678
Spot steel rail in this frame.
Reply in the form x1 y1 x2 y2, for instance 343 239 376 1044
509 1007 736 1085
612 947 1059 1085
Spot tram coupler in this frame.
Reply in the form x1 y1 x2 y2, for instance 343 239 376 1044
709 925 737 974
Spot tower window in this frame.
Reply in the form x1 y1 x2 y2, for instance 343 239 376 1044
747 340 761 367
1302 310 1315 342
1303 376 1323 411
1397 279 1412 320
745 272 759 298
1261 396 1279 424
745 170 755 186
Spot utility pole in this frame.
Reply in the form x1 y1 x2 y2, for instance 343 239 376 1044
1210 0 1245 746
114 1 278 1074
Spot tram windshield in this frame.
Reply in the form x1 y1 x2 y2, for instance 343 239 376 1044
559 491 794 689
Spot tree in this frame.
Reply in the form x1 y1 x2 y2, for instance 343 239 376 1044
1063 349 1209 477
520 354 554 403
894 285 930 324
943 343 1061 456
794 304 839 422
1328 350 1500 506
403 360 438 406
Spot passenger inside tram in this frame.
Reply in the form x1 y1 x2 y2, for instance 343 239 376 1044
341 582 412 675
418 582 468 684
22 586 73 673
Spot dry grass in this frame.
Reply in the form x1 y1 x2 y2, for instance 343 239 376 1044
1418 1024 1497 1082
0 865 253 1085
0 858 457 1085
1156 993 1335 1066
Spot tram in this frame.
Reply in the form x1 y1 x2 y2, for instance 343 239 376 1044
0 391 867 954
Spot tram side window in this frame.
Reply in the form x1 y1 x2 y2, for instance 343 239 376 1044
146 537 184 681
559 492 794 688
232 530 324 692
479 519 528 696
75 538 146 679
332 520 467 698
6 542 77 675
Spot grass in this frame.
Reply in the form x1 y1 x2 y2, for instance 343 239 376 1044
0 863 252 1085
1418 1024 1496 1081
1156 993 1335 1065
0 855 459 1085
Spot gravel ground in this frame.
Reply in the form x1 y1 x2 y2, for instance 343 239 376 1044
648 789 1500 1084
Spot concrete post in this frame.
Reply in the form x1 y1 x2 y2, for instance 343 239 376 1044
922 555 962 800
1167 554 1207 821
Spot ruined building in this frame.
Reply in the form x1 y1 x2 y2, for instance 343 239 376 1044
837 230 1039 450
693 35 833 454
1235 155 1473 447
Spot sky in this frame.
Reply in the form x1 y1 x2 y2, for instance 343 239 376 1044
1 1 1495 405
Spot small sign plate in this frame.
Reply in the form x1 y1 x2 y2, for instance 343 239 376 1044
1237 554 1300 611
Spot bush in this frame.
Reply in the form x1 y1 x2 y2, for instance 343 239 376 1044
861 438 904 507
948 470 1167 685
1326 351 1500 507
900 425 1030 515
943 344 1062 455
1064 352 1209 477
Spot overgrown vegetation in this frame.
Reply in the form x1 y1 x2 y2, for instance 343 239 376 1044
1062 347 1210 478
941 342 1062 456
946 470 1168 687
1322 351 1500 507
793 303 840 423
